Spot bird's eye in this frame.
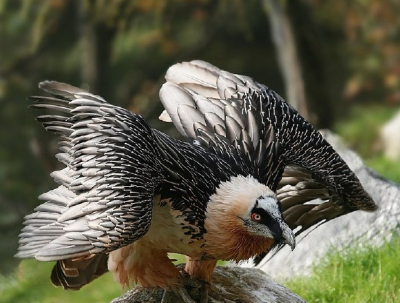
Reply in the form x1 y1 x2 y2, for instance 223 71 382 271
251 213 262 222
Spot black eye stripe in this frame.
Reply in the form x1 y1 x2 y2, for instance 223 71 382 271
251 207 273 224
276 200 282 212
252 207 269 215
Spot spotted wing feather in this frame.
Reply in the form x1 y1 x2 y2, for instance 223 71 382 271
160 63 284 190
16 82 162 262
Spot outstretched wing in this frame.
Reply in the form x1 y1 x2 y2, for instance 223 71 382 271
278 165 347 234
16 82 162 262
158 60 377 254
159 60 285 191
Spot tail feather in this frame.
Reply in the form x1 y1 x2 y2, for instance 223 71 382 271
51 254 109 290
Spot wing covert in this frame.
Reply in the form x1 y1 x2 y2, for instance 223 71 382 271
159 61 285 190
159 60 376 211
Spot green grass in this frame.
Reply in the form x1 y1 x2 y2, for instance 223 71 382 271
0 260 121 303
365 156 400 183
285 235 400 303
0 254 190 303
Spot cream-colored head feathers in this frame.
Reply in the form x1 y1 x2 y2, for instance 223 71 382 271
207 175 276 219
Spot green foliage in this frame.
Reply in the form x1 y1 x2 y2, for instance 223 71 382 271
312 0 400 103
366 156 400 184
334 103 400 184
285 234 400 303
334 105 396 158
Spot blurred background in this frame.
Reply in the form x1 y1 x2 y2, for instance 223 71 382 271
1 0 400 302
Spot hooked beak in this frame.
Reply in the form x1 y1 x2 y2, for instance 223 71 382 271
280 221 296 250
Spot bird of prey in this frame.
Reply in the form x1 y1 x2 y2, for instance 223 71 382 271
16 60 376 302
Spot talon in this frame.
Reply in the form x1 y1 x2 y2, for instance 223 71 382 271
161 289 174 303
183 277 205 289
208 284 225 302
161 287 196 303
177 286 197 303
178 272 213 303
199 282 209 303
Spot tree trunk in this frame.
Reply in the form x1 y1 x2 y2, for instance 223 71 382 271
286 1 335 129
261 0 309 120
78 0 116 98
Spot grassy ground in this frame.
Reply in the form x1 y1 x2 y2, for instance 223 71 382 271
285 235 400 303
0 254 188 303
0 260 121 303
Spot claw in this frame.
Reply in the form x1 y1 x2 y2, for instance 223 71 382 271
180 271 216 303
161 271 221 303
178 287 198 303
198 283 209 303
160 272 201 303
161 288 196 303
161 289 175 303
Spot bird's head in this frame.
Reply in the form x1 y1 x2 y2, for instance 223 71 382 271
205 175 295 261
240 194 296 251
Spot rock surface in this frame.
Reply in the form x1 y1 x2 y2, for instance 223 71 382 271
110 266 305 303
381 111 400 160
260 130 400 279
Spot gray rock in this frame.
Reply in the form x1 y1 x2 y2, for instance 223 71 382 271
260 130 400 279
381 111 400 160
110 266 306 303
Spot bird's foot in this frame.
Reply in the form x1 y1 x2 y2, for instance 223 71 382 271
160 272 204 303
161 271 225 303
161 271 215 303
180 271 209 303
179 271 227 303
161 287 196 303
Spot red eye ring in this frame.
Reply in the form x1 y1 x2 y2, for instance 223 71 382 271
251 213 262 222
